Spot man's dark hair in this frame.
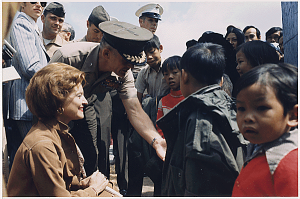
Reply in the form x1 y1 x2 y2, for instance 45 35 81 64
162 55 181 73
265 27 282 38
236 40 279 68
180 42 225 85
144 34 161 52
243 25 261 38
234 63 297 115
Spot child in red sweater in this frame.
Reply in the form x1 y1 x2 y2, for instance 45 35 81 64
156 56 184 137
232 63 298 197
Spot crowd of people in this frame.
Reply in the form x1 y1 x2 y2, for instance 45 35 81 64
2 2 297 197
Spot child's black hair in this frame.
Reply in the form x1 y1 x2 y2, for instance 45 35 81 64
235 40 279 68
234 63 298 115
162 56 181 74
180 42 225 85
144 34 161 52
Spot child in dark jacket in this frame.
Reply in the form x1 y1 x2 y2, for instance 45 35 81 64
156 56 184 138
232 63 298 197
157 43 248 196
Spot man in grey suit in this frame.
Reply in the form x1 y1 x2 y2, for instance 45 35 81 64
50 21 167 178
3 2 49 168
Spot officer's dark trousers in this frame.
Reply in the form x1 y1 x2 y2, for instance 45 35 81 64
110 90 129 194
70 93 112 178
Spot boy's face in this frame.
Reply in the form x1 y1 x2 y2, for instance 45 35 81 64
145 47 162 68
163 68 181 91
236 83 292 144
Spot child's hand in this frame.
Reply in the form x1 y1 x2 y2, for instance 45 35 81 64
153 137 167 161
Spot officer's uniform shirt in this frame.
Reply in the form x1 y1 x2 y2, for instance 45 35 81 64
49 41 137 99
43 33 69 58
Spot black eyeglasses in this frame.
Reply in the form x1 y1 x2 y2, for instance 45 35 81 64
30 2 47 7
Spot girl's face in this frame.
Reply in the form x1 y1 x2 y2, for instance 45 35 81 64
236 50 253 76
226 33 238 50
163 68 181 91
57 84 88 124
236 83 291 144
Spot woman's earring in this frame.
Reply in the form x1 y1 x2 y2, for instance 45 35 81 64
57 108 64 115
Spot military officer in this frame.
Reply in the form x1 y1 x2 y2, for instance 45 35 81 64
50 21 167 178
135 3 163 34
41 2 68 58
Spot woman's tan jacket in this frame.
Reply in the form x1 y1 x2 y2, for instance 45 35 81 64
7 119 98 197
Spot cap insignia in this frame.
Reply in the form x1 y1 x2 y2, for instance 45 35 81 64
113 23 139 36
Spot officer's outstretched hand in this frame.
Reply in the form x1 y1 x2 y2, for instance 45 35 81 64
152 137 167 161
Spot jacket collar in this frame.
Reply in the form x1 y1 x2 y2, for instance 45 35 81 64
244 128 298 174
42 118 70 136
42 33 68 47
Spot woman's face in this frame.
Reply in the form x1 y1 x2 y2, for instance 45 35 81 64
236 50 253 76
226 33 238 50
57 84 88 124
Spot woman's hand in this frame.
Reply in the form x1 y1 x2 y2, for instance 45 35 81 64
82 171 109 195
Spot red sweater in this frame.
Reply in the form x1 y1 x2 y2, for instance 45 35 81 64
156 89 184 138
232 130 298 197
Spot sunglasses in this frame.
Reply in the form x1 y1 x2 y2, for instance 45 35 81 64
30 2 47 7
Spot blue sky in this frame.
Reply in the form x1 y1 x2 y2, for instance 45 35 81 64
36 1 282 59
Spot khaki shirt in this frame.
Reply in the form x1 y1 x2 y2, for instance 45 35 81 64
7 119 97 197
135 63 169 98
43 33 69 58
50 42 137 99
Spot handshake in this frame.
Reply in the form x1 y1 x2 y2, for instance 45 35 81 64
80 170 122 197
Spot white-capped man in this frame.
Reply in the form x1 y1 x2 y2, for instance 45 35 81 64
135 3 163 34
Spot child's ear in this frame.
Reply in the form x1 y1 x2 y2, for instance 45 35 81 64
159 45 163 53
181 69 189 84
219 76 224 87
287 104 298 127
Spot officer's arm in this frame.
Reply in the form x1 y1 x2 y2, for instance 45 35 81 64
122 97 166 161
